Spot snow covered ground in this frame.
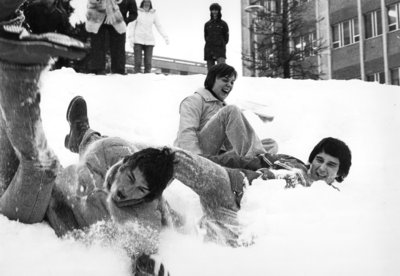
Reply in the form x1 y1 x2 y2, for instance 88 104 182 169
0 68 399 276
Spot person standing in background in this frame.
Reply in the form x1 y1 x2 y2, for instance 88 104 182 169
128 0 169 73
204 3 229 71
85 0 137 75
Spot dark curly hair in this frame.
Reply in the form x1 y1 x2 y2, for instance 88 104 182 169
121 147 176 202
308 137 352 183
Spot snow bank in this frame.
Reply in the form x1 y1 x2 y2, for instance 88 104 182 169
0 69 399 276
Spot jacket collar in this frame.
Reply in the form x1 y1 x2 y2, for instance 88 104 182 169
139 8 156 13
195 87 225 104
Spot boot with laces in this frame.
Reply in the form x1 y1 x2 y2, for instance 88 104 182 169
64 96 90 153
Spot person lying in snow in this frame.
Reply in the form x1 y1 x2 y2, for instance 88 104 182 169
0 5 163 275
53 96 352 245
101 139 352 246
0 0 86 224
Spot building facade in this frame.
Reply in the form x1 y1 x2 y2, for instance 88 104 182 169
241 0 400 85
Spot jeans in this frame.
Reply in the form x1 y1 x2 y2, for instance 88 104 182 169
134 43 154 73
0 62 59 223
198 105 267 157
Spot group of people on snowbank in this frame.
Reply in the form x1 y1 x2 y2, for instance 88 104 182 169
85 0 229 74
0 1 351 275
19 0 230 74
85 0 170 74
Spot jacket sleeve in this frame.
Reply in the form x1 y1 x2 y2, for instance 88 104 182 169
174 95 203 154
204 22 208 42
153 12 169 43
126 0 138 23
204 151 266 171
223 21 229 44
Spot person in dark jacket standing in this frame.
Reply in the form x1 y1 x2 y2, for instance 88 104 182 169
204 3 229 71
85 0 137 74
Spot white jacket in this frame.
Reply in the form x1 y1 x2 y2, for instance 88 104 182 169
128 8 168 46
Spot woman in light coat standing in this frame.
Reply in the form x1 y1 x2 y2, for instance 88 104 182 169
129 0 169 73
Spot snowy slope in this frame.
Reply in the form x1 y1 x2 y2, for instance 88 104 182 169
0 69 399 276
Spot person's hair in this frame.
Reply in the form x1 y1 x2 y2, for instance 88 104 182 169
209 3 222 19
140 0 153 9
204 63 237 92
122 147 175 202
308 137 352 183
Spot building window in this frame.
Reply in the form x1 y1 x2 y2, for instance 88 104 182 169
332 18 359 49
391 68 400 85
366 72 385 84
365 10 382 38
388 3 400 32
294 31 317 58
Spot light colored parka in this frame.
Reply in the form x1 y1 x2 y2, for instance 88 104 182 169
174 88 225 154
129 8 168 46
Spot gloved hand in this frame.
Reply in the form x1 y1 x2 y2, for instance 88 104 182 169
270 169 307 188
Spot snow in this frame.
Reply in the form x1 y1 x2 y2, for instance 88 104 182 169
1 68 400 276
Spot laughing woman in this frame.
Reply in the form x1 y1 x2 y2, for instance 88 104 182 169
174 63 278 158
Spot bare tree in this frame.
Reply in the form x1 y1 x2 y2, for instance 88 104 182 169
243 0 326 79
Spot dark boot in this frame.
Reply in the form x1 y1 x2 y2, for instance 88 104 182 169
0 61 60 223
134 254 170 276
0 10 88 65
64 96 90 153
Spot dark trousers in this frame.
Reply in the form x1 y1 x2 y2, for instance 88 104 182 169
133 43 154 73
206 57 226 71
89 24 126 74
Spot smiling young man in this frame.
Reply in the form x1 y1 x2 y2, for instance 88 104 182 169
206 137 352 190
174 63 278 158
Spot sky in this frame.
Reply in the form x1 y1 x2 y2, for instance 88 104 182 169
0 69 399 275
70 0 243 71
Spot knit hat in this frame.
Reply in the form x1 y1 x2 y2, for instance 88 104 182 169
209 3 221 11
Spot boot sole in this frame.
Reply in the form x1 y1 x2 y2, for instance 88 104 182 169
0 37 87 65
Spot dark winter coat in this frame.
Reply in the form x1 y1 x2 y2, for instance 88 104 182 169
204 18 229 60
118 0 138 24
24 2 71 34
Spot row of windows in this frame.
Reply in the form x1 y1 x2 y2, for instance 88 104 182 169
365 68 400 86
391 67 400 85
250 0 310 14
366 72 385 84
332 2 400 49
332 19 359 48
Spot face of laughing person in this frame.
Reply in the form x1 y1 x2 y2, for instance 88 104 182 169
211 75 236 101
309 151 340 185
